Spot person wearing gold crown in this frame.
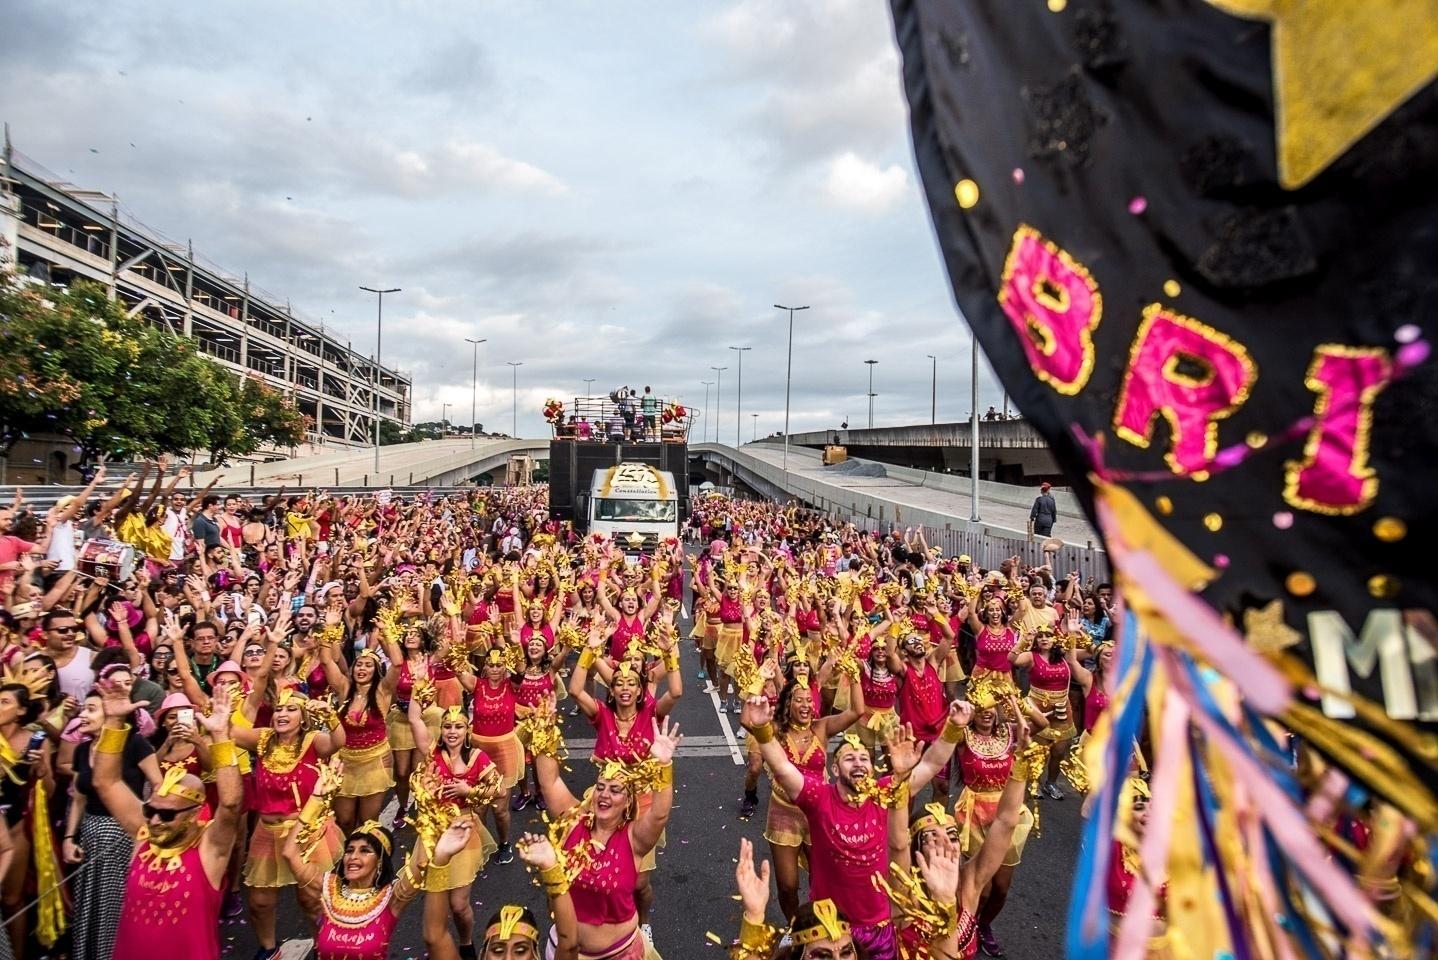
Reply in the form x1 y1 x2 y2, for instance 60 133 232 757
533 699 682 960
377 614 447 830
1106 772 1170 958
90 680 243 960
331 645 399 838
597 567 664 665
874 596 960 806
280 757 476 960
229 685 347 958
951 683 1044 958
965 597 1019 687
741 693 970 960
499 832 580 959
454 645 523 864
407 697 502 960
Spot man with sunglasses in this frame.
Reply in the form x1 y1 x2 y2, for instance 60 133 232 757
43 607 96 700
91 681 243 960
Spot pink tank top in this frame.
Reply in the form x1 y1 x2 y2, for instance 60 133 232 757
591 699 657 763
774 730 827 804
316 875 400 960
1030 653 1071 693
515 671 555 708
608 615 646 661
566 820 639 926
470 680 516 737
975 627 1017 673
520 623 555 649
1085 681 1109 732
342 704 388 750
861 667 899 710
897 661 946 742
112 835 223 960
253 733 320 817
960 730 1015 792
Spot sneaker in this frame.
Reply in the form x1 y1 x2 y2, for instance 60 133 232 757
494 842 515 864
978 924 1004 957
640 923 654 947
224 889 245 918
1045 782 1064 801
739 792 758 820
511 793 532 811
729 698 742 715
534 793 547 812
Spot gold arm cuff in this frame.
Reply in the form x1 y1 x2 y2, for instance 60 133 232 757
95 724 131 755
657 762 674 787
298 795 328 827
749 722 774 745
326 714 342 731
577 648 598 670
940 719 965 744
538 862 570 895
737 916 780 954
208 739 239 768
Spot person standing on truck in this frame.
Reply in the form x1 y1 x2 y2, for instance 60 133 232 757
1029 482 1058 539
641 387 659 441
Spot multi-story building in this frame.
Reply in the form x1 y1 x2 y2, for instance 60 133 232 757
0 135 411 451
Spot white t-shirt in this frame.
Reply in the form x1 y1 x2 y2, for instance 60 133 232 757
162 508 189 561
45 520 77 571
56 647 96 701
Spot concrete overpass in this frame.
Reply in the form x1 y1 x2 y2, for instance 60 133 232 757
779 420 1059 484
190 438 550 488
692 443 1106 579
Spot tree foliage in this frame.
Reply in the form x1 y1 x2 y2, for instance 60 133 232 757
0 274 310 472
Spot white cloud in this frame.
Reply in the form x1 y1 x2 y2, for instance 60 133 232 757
436 140 568 196
821 152 909 214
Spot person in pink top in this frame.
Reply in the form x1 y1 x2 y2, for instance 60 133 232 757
281 758 474 960
1010 624 1077 800
741 693 968 960
90 681 243 960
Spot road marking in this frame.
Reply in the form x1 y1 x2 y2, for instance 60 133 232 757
278 939 315 959
706 685 744 765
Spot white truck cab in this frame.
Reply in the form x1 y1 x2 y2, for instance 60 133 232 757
584 462 679 554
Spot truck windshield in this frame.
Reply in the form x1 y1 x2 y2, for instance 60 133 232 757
593 498 676 522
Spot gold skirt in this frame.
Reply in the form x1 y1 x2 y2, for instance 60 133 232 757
338 741 395 797
941 653 967 684
956 787 1033 867
715 624 743 672
421 816 497 892
854 707 897 752
472 731 523 789
387 704 442 753
1028 687 1078 743
245 817 342 888
763 790 809 848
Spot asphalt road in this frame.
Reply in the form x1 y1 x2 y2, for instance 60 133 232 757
225 614 1080 960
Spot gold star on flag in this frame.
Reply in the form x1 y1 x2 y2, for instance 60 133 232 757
1244 599 1302 654
1207 0 1438 188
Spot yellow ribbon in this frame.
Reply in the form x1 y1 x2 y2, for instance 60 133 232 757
30 777 66 946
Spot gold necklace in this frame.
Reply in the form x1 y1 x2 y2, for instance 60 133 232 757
322 874 392 926
965 726 1010 759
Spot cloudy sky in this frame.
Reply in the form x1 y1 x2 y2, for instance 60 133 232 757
2 0 1006 440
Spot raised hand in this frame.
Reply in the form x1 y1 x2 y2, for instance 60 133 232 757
313 756 344 797
885 722 923 776
735 837 772 921
515 832 559 870
97 678 143 720
649 716 683 764
434 818 474 863
200 687 234 738
948 699 974 730
915 831 961 903
739 695 774 732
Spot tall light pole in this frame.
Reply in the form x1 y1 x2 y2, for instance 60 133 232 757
583 378 596 398
926 354 937 425
465 337 486 449
969 329 981 522
440 402 450 433
710 366 727 445
506 361 523 437
729 345 751 447
360 285 400 472
865 359 878 429
700 380 714 443
774 304 808 478
752 413 759 442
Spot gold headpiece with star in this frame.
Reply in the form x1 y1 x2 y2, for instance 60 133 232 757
440 705 467 725
485 905 538 945
791 899 851 946
614 660 641 683
0 660 50 700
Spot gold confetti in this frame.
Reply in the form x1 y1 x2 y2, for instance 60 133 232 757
1245 431 1268 448
1368 574 1400 600
706 932 724 945
1285 571 1316 597
955 179 980 209
1202 512 1223 532
1163 279 1182 297
1047 0 1068 10
1154 495 1173 516
1372 517 1407 543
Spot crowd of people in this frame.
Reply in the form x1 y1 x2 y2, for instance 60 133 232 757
0 461 1133 960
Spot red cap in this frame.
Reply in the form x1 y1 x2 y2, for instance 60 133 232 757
1040 482 1052 491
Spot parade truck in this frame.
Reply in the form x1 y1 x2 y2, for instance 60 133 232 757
548 395 691 551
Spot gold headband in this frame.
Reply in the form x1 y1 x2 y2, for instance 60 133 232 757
909 801 957 839
275 687 310 709
614 660 640 682
835 732 868 758
792 899 850 945
156 765 207 806
441 705 467 725
485 905 538 944
353 820 391 855
355 648 382 666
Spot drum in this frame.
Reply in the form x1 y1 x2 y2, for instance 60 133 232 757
78 538 137 581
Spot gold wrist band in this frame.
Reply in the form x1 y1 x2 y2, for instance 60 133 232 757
663 653 680 672
577 648 597 670
737 916 779 954
749 722 774 744
940 719 966 744
208 740 239 768
298 796 327 827
96 724 131 754
657 762 674 787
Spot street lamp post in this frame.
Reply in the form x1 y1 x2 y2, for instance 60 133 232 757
359 285 400 473
700 381 713 444
465 337 486 449
926 354 937 425
729 346 751 447
752 413 758 442
970 328 981 522
440 402 450 435
774 303 809 479
865 359 878 428
506 361 523 437
583 378 596 398
710 366 727 444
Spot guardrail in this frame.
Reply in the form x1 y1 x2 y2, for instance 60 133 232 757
5 484 489 512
